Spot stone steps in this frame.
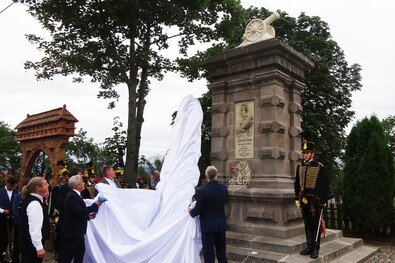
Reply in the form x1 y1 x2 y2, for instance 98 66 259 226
224 229 379 263
227 245 286 263
331 246 380 263
227 229 343 255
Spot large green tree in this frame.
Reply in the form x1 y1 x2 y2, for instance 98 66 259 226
66 127 125 174
343 116 394 233
0 121 21 176
21 0 245 187
183 7 362 176
66 128 101 166
102 117 127 168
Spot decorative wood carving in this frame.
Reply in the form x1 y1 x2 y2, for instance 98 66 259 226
15 105 78 179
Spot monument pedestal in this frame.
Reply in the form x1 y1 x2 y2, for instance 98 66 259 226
227 187 304 239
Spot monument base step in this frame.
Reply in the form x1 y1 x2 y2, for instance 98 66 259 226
224 229 379 263
331 246 380 263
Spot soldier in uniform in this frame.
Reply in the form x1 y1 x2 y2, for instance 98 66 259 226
294 140 333 259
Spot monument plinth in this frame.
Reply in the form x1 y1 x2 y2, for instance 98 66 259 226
202 38 314 239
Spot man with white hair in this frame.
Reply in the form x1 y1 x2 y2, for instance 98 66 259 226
60 175 105 263
189 166 228 263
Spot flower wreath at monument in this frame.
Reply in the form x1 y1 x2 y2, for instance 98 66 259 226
228 161 251 186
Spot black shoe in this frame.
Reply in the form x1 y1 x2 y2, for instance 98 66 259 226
310 248 319 259
0 252 6 263
299 247 312 255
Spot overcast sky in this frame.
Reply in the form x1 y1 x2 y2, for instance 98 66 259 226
1 0 394 158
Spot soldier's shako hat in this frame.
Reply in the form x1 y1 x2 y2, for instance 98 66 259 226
302 140 316 153
57 159 66 166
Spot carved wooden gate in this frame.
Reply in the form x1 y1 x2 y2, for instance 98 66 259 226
15 105 78 178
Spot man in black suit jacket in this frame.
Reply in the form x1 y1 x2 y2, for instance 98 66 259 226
60 174 103 263
0 177 18 258
189 166 228 263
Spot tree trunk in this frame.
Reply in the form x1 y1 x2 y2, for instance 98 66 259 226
123 1 139 188
133 21 151 186
135 64 149 179
124 81 138 188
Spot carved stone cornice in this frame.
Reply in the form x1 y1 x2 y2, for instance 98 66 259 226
288 102 303 114
212 104 229 114
260 121 286 134
211 127 229 137
288 126 302 137
260 95 286 108
211 151 229 161
260 147 286 159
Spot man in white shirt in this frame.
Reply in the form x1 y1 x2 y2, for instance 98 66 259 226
98 166 122 188
19 177 50 263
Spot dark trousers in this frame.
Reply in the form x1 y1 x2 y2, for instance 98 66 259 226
21 246 42 263
0 215 13 255
12 223 21 263
54 219 61 255
201 231 227 263
60 237 85 263
0 215 9 254
302 205 321 249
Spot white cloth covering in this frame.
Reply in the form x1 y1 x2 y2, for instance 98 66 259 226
84 95 203 263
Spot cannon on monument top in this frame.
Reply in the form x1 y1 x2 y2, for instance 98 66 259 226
238 11 280 47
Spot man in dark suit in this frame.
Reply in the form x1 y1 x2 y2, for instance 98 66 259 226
97 166 122 188
60 174 104 263
189 166 228 263
0 176 19 259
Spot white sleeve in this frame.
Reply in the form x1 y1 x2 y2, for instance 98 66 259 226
26 200 44 251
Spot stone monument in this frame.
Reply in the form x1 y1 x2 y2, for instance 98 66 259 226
201 13 378 262
202 12 310 240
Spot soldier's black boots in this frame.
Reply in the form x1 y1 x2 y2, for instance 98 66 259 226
299 247 312 255
310 247 319 258
300 229 313 255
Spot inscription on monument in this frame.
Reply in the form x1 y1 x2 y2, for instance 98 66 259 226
235 101 254 159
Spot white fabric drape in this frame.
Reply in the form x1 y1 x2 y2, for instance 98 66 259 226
84 95 203 263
